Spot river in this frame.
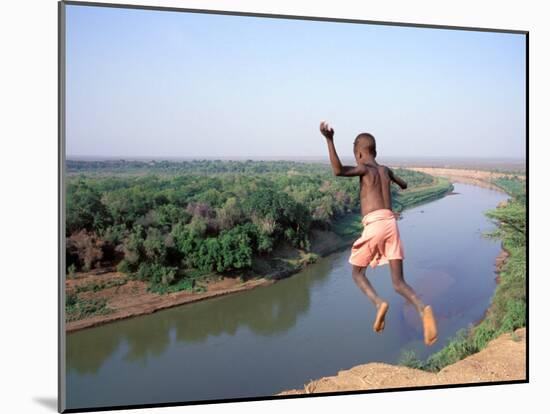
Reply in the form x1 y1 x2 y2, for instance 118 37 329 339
66 183 508 409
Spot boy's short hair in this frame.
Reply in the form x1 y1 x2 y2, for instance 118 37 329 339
354 133 376 156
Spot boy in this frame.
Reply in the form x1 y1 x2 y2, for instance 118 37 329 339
320 121 438 346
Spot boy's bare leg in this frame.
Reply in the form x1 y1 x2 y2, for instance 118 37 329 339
389 259 437 345
388 259 425 313
351 265 389 332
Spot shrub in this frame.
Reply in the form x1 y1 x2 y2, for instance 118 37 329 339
67 263 77 278
398 350 424 370
66 230 105 271
135 262 177 286
423 329 478 372
65 293 111 322
116 259 132 274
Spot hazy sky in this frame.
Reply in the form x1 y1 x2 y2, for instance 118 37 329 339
66 5 526 159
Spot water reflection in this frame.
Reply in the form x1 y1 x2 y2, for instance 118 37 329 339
68 258 333 374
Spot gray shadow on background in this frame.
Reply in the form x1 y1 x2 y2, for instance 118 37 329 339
33 397 57 412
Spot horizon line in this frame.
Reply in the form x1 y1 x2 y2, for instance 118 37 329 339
66 155 527 162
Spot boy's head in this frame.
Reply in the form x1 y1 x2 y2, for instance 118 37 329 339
353 133 376 161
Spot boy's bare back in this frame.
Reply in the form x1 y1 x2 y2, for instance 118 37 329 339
358 164 393 216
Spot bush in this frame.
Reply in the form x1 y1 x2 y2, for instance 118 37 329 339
65 293 112 322
135 262 177 286
471 320 496 350
497 299 526 334
116 259 132 274
423 329 478 372
66 180 110 235
148 277 195 294
302 252 319 264
67 263 77 278
66 230 105 271
398 350 425 370
119 227 145 269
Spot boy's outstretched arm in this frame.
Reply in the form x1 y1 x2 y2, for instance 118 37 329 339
388 168 408 189
320 121 367 177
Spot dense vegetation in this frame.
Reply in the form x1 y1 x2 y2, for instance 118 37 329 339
65 292 112 322
400 176 526 371
493 177 526 203
66 160 449 295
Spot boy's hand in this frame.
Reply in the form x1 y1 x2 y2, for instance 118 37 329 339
320 121 334 140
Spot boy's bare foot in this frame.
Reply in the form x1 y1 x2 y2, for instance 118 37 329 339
373 302 389 333
422 305 438 346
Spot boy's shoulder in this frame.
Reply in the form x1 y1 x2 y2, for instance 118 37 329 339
360 163 391 177
376 164 391 173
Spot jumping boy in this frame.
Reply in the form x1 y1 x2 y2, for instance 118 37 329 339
320 121 438 346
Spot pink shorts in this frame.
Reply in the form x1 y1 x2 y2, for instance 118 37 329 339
348 209 404 268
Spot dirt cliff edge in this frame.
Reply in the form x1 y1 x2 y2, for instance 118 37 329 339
278 327 526 395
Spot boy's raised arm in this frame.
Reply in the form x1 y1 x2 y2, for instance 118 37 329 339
320 121 367 177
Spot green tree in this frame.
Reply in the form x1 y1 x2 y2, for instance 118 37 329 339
66 180 110 235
